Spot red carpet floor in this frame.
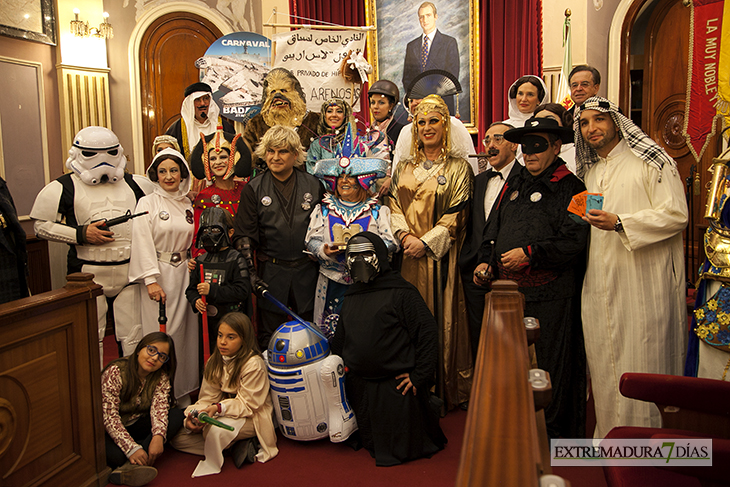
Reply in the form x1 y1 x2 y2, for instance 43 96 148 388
102 336 606 487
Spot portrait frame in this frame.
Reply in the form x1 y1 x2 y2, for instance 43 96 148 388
365 0 479 133
0 0 57 46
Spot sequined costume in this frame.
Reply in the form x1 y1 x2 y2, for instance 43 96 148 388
688 147 730 380
305 194 397 338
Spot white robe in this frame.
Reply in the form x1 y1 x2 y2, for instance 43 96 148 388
129 176 199 398
581 139 688 438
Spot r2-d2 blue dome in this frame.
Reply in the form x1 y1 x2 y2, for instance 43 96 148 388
266 320 357 442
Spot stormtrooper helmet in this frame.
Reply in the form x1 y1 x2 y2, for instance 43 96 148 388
66 126 126 185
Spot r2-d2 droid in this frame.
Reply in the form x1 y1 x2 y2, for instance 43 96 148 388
264 293 357 442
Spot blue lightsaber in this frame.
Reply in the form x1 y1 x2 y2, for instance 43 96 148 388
259 288 327 340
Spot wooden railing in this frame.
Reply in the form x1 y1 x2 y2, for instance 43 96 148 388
456 280 561 486
0 273 109 487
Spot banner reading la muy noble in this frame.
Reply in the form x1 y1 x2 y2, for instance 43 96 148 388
684 0 729 161
273 29 366 113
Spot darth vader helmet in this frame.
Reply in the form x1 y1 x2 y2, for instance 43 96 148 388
66 126 126 185
196 207 234 253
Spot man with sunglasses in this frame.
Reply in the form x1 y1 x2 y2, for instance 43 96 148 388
31 126 156 363
458 122 520 359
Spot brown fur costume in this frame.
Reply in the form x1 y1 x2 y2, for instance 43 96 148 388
243 68 320 173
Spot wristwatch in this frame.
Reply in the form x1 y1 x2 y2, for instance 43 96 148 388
614 215 624 233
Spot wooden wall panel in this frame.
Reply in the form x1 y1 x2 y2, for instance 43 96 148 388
0 273 107 487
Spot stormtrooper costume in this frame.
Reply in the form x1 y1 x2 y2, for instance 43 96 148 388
30 126 156 362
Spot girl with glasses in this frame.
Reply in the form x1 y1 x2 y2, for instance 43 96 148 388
102 332 184 486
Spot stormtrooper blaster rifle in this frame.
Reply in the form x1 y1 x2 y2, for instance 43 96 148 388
92 210 149 232
189 409 235 431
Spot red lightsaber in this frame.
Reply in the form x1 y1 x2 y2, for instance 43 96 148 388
200 263 210 364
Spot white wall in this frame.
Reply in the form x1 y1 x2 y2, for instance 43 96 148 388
542 0 587 70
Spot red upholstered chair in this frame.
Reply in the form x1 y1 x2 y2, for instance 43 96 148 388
603 373 730 487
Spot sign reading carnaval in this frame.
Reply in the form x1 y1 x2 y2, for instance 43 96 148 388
684 0 730 161
197 32 272 123
272 29 367 112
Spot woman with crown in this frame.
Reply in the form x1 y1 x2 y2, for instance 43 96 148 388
188 128 252 258
305 125 399 339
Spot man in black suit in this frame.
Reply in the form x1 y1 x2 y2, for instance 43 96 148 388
458 122 519 359
402 2 459 114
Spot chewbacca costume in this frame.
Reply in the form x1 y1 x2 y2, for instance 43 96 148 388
242 68 321 173
243 113 319 173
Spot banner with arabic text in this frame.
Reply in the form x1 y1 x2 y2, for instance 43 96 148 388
273 28 367 113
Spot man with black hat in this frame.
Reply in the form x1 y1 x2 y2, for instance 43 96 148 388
166 82 234 160
473 117 589 440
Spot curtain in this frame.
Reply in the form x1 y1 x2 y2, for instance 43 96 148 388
478 0 543 143
289 0 366 27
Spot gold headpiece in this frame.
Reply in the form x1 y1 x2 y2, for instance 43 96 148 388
410 94 451 158
200 127 241 180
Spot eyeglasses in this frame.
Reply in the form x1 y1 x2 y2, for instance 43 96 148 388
570 81 594 89
482 134 506 147
146 344 170 363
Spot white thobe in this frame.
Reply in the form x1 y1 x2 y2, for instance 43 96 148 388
129 189 199 398
582 139 688 438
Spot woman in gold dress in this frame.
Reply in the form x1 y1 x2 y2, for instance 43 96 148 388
389 94 474 410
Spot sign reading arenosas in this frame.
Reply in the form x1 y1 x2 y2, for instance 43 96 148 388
272 28 366 113
551 439 712 466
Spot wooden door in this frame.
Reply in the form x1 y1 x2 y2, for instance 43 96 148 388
625 0 719 280
139 12 223 168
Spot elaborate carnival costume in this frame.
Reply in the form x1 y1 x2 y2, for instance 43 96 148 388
166 82 234 161
30 127 155 360
242 68 320 173
304 125 398 339
688 145 730 380
389 95 474 410
128 148 199 398
305 97 355 175
331 232 446 465
189 127 251 258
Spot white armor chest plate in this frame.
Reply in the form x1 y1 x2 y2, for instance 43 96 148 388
74 179 138 262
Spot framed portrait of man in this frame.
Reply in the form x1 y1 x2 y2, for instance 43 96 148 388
365 0 478 132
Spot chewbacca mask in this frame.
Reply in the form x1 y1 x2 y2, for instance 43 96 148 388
261 68 308 128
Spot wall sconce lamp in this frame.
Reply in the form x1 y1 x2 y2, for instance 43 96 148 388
70 9 114 39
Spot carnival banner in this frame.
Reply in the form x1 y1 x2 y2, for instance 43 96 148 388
197 32 272 124
684 0 729 161
272 28 367 112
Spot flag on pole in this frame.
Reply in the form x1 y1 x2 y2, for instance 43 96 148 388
556 13 574 110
